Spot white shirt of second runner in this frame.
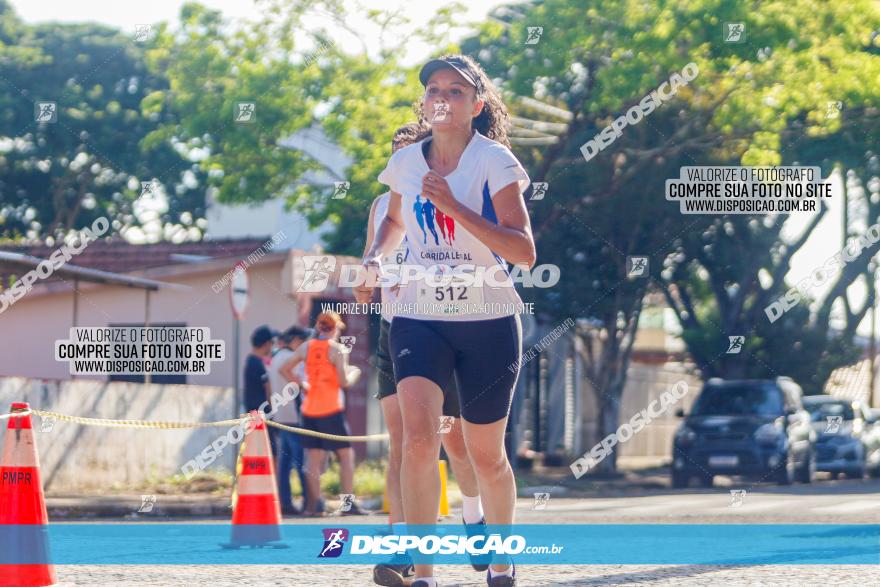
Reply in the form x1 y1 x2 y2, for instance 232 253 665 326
373 192 409 323
377 129 530 322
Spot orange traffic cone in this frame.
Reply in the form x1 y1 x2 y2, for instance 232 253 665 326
0 402 56 586
222 411 286 549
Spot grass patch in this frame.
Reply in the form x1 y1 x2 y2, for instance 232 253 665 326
138 469 234 496
133 459 461 500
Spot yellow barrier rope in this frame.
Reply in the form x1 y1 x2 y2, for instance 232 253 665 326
30 409 243 430
266 419 389 442
2 408 389 443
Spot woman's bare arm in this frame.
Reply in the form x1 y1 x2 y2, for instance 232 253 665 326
364 190 406 262
458 182 535 268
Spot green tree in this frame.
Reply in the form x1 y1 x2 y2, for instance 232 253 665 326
457 0 880 472
147 0 479 255
0 2 199 242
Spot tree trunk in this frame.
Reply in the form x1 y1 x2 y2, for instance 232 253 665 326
595 390 621 475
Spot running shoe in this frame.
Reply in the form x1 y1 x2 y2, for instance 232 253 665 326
463 516 490 571
341 501 371 516
486 563 516 586
372 562 415 586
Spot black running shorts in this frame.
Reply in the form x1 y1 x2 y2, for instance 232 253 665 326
300 411 352 451
376 318 461 418
389 315 522 424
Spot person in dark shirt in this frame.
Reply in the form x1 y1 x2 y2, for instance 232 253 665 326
243 325 279 413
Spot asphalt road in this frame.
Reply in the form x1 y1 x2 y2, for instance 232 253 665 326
43 476 880 586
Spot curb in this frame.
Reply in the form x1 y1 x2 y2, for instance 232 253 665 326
46 495 388 519
46 496 231 519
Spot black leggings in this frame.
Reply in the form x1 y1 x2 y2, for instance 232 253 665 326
389 315 522 424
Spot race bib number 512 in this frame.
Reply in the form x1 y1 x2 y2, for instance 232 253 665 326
416 274 483 316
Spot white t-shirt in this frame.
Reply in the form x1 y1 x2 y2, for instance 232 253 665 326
374 192 410 323
377 130 531 321
268 348 302 424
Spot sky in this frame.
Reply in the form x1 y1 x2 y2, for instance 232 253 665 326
9 0 503 66
8 0 874 336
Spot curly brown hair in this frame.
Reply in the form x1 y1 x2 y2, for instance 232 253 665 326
415 54 511 148
392 122 430 150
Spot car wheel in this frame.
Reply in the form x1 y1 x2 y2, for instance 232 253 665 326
829 472 840 480
796 451 814 484
699 474 713 488
868 467 880 479
846 466 865 479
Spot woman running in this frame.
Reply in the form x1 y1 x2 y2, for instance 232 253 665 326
358 122 488 587
363 55 535 587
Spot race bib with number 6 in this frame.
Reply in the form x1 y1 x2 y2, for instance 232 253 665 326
381 244 408 267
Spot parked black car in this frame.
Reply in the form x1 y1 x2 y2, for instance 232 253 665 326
803 395 880 479
671 377 814 487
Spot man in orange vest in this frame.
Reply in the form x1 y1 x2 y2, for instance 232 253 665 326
284 311 366 516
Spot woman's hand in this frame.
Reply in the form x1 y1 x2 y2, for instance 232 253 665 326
353 251 381 304
421 171 458 216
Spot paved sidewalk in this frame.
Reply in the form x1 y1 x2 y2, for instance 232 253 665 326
53 564 880 586
44 461 669 518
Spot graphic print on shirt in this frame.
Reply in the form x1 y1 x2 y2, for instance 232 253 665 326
377 131 530 320
412 194 470 262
